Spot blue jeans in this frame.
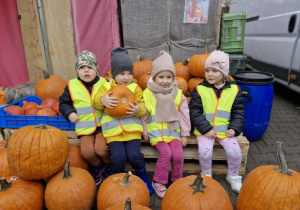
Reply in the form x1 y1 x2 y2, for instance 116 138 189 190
108 139 145 173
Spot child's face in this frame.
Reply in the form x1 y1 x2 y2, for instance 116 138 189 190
153 71 174 88
115 71 133 86
77 65 97 82
205 67 224 86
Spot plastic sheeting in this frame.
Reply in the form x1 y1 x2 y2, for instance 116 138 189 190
71 0 121 76
0 0 29 88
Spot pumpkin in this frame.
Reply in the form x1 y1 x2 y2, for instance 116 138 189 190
175 59 191 82
175 77 188 95
7 124 69 180
188 41 210 77
22 100 39 111
161 173 233 210
97 171 150 210
25 106 41 115
188 77 204 93
133 56 153 81
68 144 89 170
52 102 61 115
0 130 14 177
104 86 136 118
138 72 151 91
133 78 139 84
106 197 151 210
41 98 57 109
4 105 24 115
37 108 57 116
236 141 300 210
45 161 96 210
0 176 44 210
35 70 67 100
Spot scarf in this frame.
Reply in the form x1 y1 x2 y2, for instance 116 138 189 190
147 78 180 132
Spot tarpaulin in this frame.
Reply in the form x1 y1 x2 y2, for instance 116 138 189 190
0 0 29 88
71 0 121 77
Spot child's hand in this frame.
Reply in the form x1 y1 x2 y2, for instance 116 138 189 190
181 136 188 147
226 129 235 138
205 129 216 140
143 131 149 141
126 101 141 117
68 112 79 123
101 92 118 108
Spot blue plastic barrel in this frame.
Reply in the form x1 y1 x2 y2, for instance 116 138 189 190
232 72 274 141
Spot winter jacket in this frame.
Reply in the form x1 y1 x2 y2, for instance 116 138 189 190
188 79 244 136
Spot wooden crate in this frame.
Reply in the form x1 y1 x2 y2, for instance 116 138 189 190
2 129 249 174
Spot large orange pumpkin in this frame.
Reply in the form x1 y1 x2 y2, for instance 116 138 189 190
236 142 300 210
0 130 14 177
0 176 44 210
97 171 150 210
133 56 153 81
188 77 204 93
161 173 233 210
104 85 136 118
45 161 96 210
188 41 210 77
106 197 151 210
68 144 89 171
176 77 188 95
7 124 69 180
175 59 191 82
35 70 67 100
138 72 151 91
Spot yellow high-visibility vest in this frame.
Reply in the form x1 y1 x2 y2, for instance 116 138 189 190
194 84 239 139
101 83 143 138
69 77 110 135
143 88 182 146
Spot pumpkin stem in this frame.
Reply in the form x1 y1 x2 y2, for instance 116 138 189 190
119 171 132 188
183 59 190 66
0 177 12 192
124 197 131 210
63 160 72 179
42 70 50 79
137 55 145 62
189 172 207 194
4 130 11 149
275 141 292 175
36 124 48 130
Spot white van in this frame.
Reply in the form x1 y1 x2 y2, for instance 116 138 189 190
229 0 300 93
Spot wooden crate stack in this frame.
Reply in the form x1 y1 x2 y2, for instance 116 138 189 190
2 129 249 175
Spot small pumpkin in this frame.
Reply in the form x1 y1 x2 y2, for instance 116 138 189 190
97 171 150 210
22 100 39 111
0 130 14 177
41 98 57 109
133 56 153 81
45 161 96 210
138 72 151 91
37 108 57 116
4 105 24 115
52 102 61 115
7 124 69 180
104 86 136 118
106 197 151 210
25 106 41 115
35 70 67 100
188 40 210 77
175 59 191 82
161 173 233 210
0 176 44 210
68 144 89 170
236 141 300 210
175 77 188 95
188 77 204 93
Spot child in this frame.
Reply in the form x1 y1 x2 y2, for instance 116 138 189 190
141 51 191 198
188 50 245 193
92 47 154 195
59 50 112 185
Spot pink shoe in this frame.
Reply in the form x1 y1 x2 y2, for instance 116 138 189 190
152 181 167 198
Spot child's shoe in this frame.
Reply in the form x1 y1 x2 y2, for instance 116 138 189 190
104 163 113 178
92 163 105 185
204 172 212 178
152 181 167 198
226 174 242 193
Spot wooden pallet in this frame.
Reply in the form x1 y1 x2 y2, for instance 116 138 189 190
2 129 249 175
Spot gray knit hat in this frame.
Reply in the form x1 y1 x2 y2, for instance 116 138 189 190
111 47 133 78
205 50 229 76
152 50 176 79
75 50 99 74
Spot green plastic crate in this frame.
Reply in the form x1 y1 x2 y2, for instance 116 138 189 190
220 12 246 53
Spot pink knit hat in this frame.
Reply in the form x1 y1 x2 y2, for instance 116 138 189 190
152 51 176 79
205 50 229 76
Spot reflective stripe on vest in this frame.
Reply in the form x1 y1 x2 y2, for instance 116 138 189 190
194 84 239 139
101 83 143 138
69 77 110 135
143 88 182 146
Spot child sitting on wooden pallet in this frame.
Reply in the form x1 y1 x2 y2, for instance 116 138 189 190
141 51 191 198
188 50 245 193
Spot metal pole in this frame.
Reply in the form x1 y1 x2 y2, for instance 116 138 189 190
37 0 53 75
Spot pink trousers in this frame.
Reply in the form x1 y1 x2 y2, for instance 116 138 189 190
153 140 184 184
